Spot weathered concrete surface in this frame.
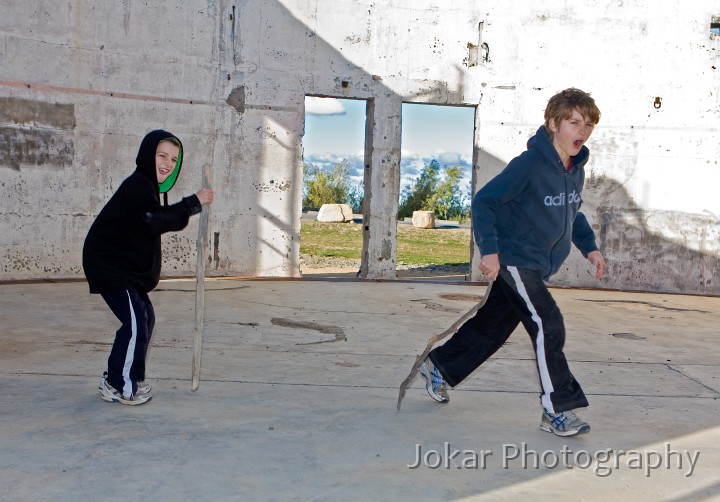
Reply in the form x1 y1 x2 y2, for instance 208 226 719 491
1 278 718 501
1 1 719 293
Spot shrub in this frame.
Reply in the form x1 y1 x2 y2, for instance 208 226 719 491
399 160 469 222
303 161 362 211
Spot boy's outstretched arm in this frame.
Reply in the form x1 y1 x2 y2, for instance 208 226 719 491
587 250 607 279
143 188 213 234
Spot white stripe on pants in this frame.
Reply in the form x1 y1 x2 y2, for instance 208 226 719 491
507 266 555 412
121 290 138 398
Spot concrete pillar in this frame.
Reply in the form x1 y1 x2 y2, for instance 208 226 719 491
359 94 402 279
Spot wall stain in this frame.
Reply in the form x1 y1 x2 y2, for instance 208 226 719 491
0 97 75 170
253 179 291 192
226 86 245 113
213 231 220 269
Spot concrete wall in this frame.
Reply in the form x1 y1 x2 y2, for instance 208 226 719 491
1 0 719 294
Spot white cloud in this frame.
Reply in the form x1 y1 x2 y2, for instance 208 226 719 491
434 150 468 165
400 148 420 159
305 97 346 116
304 152 474 198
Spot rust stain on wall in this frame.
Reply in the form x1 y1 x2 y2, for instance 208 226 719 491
0 97 75 170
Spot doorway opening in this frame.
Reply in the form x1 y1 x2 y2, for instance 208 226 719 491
398 103 475 281
300 96 367 278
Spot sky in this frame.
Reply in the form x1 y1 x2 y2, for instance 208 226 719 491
303 97 475 195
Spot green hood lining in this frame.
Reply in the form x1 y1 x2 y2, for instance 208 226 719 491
159 149 182 194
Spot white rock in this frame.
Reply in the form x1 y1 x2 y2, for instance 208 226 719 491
317 204 354 222
412 211 435 229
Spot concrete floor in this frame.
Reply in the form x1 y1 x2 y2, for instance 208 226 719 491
1 278 718 501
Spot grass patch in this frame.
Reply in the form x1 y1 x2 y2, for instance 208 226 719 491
300 219 471 266
396 225 471 265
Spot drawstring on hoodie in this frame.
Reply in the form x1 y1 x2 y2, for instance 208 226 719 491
163 193 168 206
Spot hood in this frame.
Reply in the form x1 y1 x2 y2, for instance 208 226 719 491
526 125 589 172
135 129 184 194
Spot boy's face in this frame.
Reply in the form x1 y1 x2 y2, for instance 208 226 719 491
155 140 180 184
549 109 595 164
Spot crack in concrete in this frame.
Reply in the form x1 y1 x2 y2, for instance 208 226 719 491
411 299 461 313
271 318 347 345
578 299 710 313
154 286 250 292
438 293 484 302
666 364 720 395
609 332 646 340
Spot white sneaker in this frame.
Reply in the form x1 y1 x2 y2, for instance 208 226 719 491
540 409 590 436
136 382 152 395
419 358 450 403
99 374 151 405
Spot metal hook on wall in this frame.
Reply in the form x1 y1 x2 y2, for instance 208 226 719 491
653 97 662 109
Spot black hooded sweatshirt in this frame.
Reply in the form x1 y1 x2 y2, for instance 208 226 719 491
83 130 202 294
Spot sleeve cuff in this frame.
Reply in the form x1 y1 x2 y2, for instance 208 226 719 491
186 195 202 215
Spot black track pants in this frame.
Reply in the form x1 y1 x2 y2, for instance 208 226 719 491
101 290 155 398
429 266 588 413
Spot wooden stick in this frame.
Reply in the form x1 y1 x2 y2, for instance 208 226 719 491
396 281 493 411
191 164 212 391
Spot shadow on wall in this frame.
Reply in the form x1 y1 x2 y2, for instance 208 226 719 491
554 173 719 296
218 0 368 278
472 147 718 296
227 1 459 279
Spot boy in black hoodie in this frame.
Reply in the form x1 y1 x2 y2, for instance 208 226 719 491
419 89 607 436
83 130 213 405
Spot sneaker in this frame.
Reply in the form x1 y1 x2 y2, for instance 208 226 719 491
100 372 152 397
419 358 450 403
98 372 108 392
136 382 152 395
539 409 590 437
99 375 151 405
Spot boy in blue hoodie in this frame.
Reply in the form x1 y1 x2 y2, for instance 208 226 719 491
83 130 213 405
419 88 607 436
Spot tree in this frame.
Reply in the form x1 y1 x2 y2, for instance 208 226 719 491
303 161 363 212
397 160 440 219
429 164 465 221
398 160 470 222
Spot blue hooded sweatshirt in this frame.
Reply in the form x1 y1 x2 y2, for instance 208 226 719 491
472 125 598 280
